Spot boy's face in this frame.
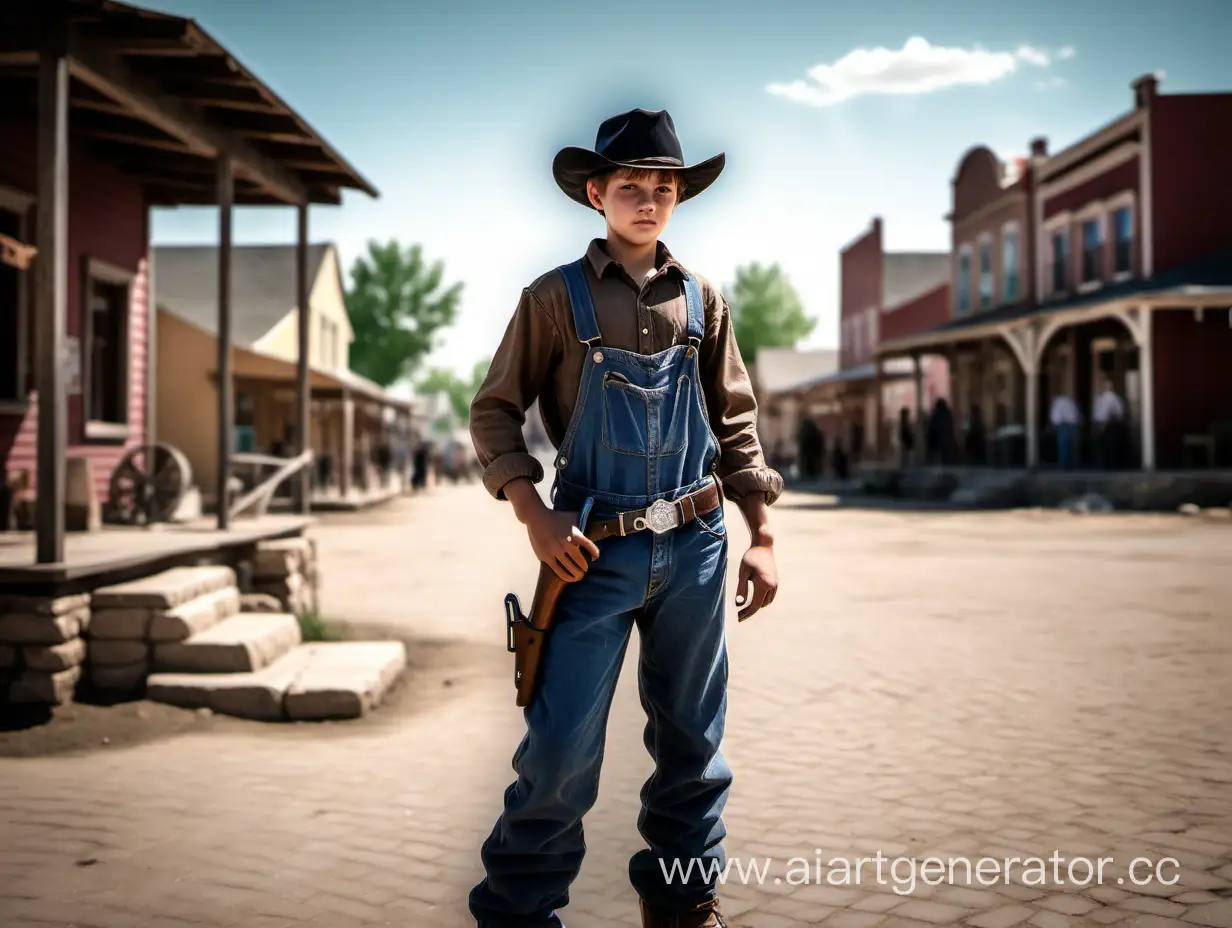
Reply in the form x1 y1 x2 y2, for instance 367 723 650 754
587 170 679 245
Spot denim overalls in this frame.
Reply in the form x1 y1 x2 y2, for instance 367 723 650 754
469 259 733 927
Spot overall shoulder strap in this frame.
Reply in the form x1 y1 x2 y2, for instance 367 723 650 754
682 273 704 348
557 260 602 346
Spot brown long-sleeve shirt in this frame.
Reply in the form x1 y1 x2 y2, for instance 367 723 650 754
469 239 783 506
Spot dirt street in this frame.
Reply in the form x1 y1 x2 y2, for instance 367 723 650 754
1 482 1229 928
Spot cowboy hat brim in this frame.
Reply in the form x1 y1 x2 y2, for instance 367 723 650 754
552 147 725 210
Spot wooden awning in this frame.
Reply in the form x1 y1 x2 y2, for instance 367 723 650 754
0 0 378 205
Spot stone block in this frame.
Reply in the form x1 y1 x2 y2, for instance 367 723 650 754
23 637 87 672
254 537 312 579
0 642 17 668
239 593 283 613
148 586 241 642
0 592 90 616
92 565 236 610
89 659 149 691
284 641 407 720
88 608 153 640
152 612 301 674
0 607 88 644
256 573 307 613
88 639 150 666
148 647 315 720
10 665 81 704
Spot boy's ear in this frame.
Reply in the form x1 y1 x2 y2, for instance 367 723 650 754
586 177 604 211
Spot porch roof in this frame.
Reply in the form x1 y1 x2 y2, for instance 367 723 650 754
227 341 412 413
877 250 1232 355
793 357 915 394
0 0 378 205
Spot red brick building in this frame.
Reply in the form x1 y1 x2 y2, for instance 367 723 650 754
877 73 1232 471
800 217 948 464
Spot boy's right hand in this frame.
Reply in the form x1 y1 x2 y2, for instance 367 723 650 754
526 508 601 582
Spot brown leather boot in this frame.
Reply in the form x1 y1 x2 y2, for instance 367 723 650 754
639 896 727 928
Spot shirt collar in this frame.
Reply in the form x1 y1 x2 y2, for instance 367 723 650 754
585 238 685 281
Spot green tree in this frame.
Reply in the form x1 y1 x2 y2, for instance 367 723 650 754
344 240 463 387
726 262 816 364
417 356 492 425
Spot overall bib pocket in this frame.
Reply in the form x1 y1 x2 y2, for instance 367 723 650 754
660 374 692 456
601 372 657 456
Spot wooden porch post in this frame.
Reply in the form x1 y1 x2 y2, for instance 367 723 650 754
216 156 234 530
1026 365 1039 468
1139 305 1155 472
145 208 158 522
912 352 924 464
872 358 884 462
340 389 354 498
34 15 69 564
295 203 310 513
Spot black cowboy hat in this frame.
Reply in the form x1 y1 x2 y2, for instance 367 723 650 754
552 108 725 210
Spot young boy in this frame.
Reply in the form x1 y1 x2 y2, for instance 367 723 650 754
468 108 783 928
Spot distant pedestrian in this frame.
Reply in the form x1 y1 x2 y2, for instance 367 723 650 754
1092 378 1126 469
1050 393 1081 469
832 438 849 480
898 407 915 468
411 443 428 491
927 398 954 466
796 415 823 480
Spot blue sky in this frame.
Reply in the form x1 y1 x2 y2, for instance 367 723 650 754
145 0 1232 382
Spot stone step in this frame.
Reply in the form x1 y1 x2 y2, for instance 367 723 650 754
151 612 301 674
93 565 235 611
149 586 242 643
146 641 406 722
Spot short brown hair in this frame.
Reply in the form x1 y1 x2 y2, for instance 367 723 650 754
586 167 686 214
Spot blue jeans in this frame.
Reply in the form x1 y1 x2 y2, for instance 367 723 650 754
469 499 732 927
1056 423 1076 469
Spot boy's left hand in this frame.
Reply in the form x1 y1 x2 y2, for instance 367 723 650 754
734 544 778 621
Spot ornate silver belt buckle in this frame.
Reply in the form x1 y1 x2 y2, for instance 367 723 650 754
633 498 679 535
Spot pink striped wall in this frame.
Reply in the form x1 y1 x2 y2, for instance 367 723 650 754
1 118 149 504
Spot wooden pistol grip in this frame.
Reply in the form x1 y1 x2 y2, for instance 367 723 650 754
514 528 600 707
514 563 567 707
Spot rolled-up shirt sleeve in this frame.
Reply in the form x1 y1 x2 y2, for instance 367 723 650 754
699 288 785 506
470 288 561 501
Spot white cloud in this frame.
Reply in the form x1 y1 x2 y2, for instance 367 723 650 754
1058 45 1077 60
767 37 1057 107
1034 76 1069 91
1016 45 1051 67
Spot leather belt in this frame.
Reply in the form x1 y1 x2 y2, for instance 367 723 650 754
585 477 722 542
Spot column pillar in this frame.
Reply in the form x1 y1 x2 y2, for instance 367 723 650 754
1026 365 1039 468
340 390 354 498
215 156 234 530
912 352 925 465
1139 306 1155 471
294 203 310 513
34 16 69 564
872 357 884 462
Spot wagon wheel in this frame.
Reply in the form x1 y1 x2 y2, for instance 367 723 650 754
108 444 192 525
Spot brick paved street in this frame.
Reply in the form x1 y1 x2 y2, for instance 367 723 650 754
2 482 1230 928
